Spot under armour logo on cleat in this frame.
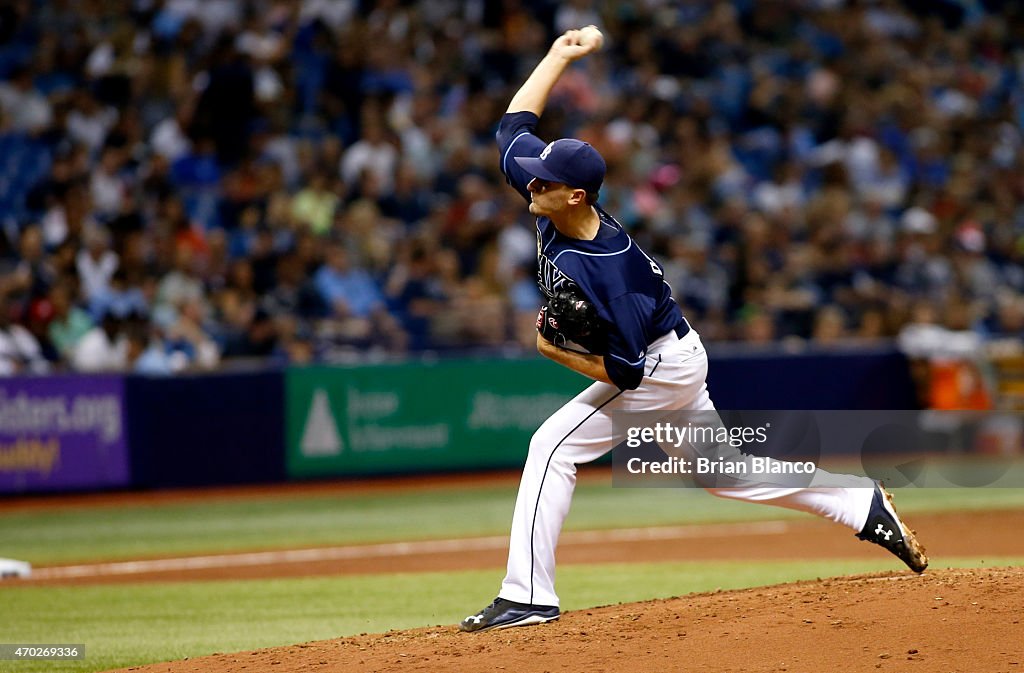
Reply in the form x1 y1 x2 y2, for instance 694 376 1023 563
465 615 482 625
874 523 894 540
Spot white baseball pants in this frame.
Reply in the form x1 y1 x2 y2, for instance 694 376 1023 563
499 328 876 607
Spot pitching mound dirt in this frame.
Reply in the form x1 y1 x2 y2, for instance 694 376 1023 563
110 567 1023 673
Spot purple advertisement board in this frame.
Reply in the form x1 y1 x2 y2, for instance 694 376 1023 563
0 376 128 493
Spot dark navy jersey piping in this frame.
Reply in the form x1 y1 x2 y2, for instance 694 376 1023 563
541 222 558 253
538 209 623 256
502 132 532 175
551 237 632 264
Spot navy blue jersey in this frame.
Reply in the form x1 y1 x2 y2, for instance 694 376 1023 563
497 111 687 391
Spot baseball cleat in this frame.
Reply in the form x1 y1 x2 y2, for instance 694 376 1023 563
856 482 929 573
459 597 560 633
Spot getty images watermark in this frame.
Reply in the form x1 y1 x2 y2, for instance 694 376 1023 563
624 421 815 477
611 410 1024 488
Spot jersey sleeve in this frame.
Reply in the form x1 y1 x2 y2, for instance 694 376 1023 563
601 293 656 391
496 111 547 202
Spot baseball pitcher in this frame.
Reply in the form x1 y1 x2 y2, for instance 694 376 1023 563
459 27 927 633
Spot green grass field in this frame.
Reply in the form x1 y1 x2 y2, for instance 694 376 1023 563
4 481 1024 564
1 480 1022 673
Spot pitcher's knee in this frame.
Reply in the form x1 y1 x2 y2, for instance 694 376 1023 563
527 429 558 461
527 429 574 470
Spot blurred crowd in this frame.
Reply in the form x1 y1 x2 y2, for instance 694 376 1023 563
0 0 1023 375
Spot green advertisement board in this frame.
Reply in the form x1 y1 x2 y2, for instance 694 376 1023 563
285 358 588 477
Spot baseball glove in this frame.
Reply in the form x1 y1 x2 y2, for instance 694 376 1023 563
537 290 607 354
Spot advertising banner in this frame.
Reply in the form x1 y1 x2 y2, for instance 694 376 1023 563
285 359 585 478
0 376 128 493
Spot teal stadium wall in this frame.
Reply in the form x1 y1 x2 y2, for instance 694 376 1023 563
0 347 917 493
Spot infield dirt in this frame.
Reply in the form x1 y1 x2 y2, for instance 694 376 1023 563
107 567 1023 673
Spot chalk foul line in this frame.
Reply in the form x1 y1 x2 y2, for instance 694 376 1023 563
30 521 791 579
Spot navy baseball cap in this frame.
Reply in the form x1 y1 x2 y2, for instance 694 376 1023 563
514 139 606 194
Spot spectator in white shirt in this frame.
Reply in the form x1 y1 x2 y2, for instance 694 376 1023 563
340 116 398 194
76 226 119 302
0 297 50 375
89 147 129 219
66 89 118 153
71 309 128 372
0 65 53 134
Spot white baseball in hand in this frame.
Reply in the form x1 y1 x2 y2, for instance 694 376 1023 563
579 26 604 51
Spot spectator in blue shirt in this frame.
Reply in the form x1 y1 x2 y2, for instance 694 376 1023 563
314 242 386 319
314 241 407 351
